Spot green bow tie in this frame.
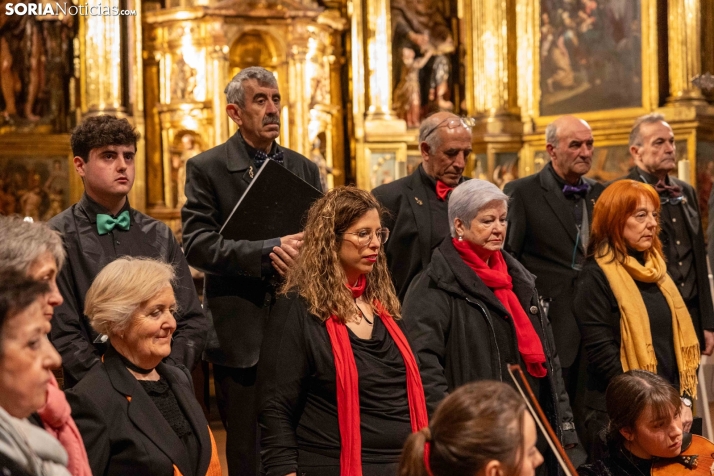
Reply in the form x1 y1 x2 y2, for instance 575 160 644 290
96 210 130 235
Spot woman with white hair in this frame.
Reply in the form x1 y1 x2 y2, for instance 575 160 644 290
66 257 221 476
402 179 583 474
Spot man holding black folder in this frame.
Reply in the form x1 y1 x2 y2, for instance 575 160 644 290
182 66 321 476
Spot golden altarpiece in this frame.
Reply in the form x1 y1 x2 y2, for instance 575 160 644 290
1 0 714 232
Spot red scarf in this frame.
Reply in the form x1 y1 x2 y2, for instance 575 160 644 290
37 375 92 476
435 180 453 201
452 238 547 378
324 277 429 476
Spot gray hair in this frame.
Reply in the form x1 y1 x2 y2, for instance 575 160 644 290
545 121 559 148
0 216 65 275
418 114 447 152
629 113 667 148
224 66 278 108
84 257 176 337
448 179 508 237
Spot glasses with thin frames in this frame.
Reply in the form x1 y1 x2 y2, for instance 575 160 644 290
343 228 390 246
422 117 476 142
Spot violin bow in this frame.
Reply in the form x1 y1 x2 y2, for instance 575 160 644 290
508 364 578 476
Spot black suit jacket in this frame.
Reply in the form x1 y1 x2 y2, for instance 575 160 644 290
66 346 215 476
619 169 714 342
181 132 321 368
373 166 458 301
504 167 604 367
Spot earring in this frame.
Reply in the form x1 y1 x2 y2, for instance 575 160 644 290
458 235 464 241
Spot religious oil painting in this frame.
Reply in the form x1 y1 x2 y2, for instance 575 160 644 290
391 0 461 128
0 155 70 221
369 152 397 190
539 0 642 116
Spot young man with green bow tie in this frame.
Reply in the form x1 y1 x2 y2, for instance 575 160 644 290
48 115 208 388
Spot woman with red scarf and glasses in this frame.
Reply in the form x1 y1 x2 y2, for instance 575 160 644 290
258 186 428 476
402 179 584 474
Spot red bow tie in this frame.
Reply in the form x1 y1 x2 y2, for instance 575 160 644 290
436 180 454 201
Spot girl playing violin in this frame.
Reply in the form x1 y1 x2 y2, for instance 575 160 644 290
399 381 544 476
580 370 686 475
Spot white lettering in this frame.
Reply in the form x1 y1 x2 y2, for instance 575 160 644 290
27 3 37 14
4 3 13 15
14 3 27 14
68 4 77 14
42 3 54 14
54 2 66 15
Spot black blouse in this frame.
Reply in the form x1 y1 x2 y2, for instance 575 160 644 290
258 294 413 476
139 378 200 476
574 255 679 409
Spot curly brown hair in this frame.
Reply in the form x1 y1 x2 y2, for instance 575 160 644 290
71 115 140 162
280 186 400 323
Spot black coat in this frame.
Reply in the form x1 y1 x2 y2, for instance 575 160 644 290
504 166 604 367
66 346 216 476
372 166 460 302
573 259 632 415
181 132 321 368
619 168 714 343
402 239 584 472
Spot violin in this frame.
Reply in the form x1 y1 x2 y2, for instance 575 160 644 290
508 364 579 476
651 434 714 475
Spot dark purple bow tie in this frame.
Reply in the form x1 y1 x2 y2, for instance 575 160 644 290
254 148 284 169
654 179 682 199
562 182 590 199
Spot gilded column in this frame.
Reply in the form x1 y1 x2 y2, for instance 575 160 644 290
288 21 311 157
667 0 706 105
364 0 394 121
469 0 519 122
79 1 125 114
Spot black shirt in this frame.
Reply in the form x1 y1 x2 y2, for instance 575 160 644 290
635 167 696 301
48 193 208 386
631 251 678 388
547 162 588 248
139 378 200 476
259 295 413 476
418 165 451 251
575 257 680 411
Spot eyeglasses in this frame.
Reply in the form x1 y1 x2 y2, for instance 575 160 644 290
660 195 684 206
422 117 476 142
343 228 390 246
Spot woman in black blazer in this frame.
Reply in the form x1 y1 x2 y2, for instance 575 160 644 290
66 257 220 476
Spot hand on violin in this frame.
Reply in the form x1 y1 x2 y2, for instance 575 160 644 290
703 329 714 356
681 403 693 433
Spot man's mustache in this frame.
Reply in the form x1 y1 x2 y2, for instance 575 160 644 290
263 114 280 126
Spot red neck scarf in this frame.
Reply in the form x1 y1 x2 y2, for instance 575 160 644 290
325 278 429 476
346 275 366 298
452 238 547 378
435 180 453 201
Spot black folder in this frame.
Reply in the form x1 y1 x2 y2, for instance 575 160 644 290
219 158 323 241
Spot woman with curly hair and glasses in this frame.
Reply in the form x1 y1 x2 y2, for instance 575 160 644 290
257 186 428 476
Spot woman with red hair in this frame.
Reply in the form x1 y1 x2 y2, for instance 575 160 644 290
574 179 699 458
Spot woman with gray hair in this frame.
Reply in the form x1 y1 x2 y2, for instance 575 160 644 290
0 216 92 476
65 257 221 476
0 216 65 321
402 179 584 474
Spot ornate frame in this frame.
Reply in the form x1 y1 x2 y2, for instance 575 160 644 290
362 142 408 190
0 134 81 220
516 0 659 129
